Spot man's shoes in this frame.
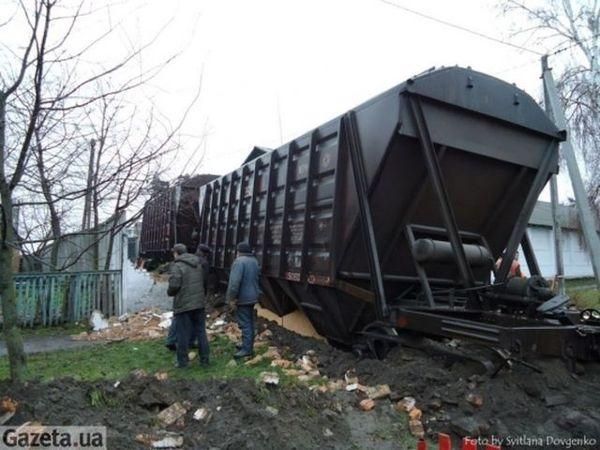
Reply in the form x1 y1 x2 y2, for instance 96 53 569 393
174 361 188 369
199 357 210 367
233 350 254 360
165 343 176 352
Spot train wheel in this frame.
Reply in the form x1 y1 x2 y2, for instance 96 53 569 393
362 323 398 360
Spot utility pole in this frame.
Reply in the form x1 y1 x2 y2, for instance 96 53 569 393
550 175 565 294
542 55 600 288
81 138 96 230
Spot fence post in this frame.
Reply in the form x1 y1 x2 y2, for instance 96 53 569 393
438 434 452 450
13 270 122 327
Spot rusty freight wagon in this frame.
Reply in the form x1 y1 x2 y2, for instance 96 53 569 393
198 66 600 364
140 174 217 261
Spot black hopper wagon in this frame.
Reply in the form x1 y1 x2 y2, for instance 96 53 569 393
198 67 600 369
140 174 218 263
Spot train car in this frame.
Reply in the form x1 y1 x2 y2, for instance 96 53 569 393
140 174 217 262
198 66 600 363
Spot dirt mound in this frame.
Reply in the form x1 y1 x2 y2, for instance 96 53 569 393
4 312 600 449
265 319 600 449
3 375 409 449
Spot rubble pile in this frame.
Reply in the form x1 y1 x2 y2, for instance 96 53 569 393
72 309 171 342
236 331 428 439
206 312 241 342
12 302 598 448
70 306 268 346
0 397 18 425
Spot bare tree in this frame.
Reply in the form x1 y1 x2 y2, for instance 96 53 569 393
20 74 202 272
0 0 189 381
79 88 184 271
0 0 49 382
500 0 600 214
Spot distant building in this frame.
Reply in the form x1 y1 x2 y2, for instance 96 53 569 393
125 221 142 263
524 201 598 278
21 212 127 273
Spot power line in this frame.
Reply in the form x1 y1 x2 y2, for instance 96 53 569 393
497 57 540 75
379 0 544 56
551 33 599 56
497 32 600 75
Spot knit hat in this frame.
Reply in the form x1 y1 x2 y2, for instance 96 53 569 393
172 243 188 255
236 242 252 254
197 243 212 254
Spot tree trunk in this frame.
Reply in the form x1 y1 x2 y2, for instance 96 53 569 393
0 186 26 382
91 141 101 270
0 93 26 382
35 142 61 269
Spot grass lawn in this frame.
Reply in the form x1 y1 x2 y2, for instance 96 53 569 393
0 335 288 383
11 322 88 338
565 278 600 310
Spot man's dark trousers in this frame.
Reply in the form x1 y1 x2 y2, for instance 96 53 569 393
166 316 195 349
236 304 255 355
175 308 210 367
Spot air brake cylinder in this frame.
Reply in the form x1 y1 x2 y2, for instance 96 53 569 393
412 238 493 269
504 276 554 302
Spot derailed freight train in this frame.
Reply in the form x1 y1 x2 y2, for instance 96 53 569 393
198 66 600 364
140 174 218 262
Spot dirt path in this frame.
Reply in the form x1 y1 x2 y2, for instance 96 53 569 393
0 335 98 357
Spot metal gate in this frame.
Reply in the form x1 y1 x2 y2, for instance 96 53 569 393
12 271 122 327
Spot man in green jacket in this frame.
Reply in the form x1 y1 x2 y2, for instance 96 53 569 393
165 243 211 351
168 243 210 368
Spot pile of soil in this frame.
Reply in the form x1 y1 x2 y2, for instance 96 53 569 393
266 321 600 449
3 311 600 449
4 375 406 450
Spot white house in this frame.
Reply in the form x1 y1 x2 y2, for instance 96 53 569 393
523 201 597 278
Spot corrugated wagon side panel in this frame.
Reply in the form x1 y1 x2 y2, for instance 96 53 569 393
139 189 173 258
199 122 341 285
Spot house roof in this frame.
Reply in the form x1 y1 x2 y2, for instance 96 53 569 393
528 200 598 231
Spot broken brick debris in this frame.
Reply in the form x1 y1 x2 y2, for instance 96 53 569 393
359 399 376 411
259 372 280 386
157 402 187 426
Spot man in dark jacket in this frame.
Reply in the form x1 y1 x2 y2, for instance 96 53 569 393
168 243 210 368
165 244 211 351
226 242 260 359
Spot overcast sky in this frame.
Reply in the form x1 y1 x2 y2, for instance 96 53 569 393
144 0 546 173
2 0 578 200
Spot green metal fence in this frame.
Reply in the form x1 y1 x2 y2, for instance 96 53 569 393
12 271 122 327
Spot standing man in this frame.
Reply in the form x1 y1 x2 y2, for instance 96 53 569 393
226 242 260 359
167 243 210 368
165 243 211 351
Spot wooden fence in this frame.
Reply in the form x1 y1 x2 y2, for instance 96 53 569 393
11 271 122 327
